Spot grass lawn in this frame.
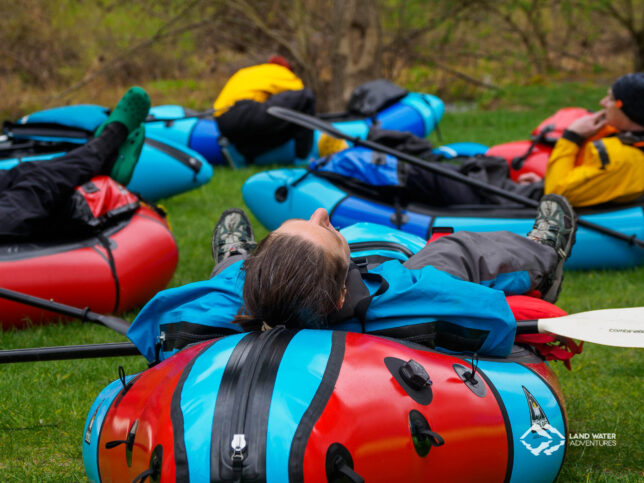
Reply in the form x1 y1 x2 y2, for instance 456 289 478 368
1 81 643 481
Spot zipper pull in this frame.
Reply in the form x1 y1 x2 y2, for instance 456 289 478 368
231 433 247 463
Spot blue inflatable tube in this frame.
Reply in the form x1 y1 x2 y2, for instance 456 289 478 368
143 92 445 166
242 166 644 270
1 109 213 201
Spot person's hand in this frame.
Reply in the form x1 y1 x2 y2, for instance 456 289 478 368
566 110 607 138
517 172 542 184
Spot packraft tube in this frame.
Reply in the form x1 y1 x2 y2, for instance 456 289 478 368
142 90 445 166
242 166 644 270
0 177 179 329
2 107 213 201
486 107 592 181
83 330 567 483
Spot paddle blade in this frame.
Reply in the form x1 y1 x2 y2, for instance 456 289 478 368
538 307 644 348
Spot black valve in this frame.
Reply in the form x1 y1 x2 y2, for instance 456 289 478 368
399 359 432 390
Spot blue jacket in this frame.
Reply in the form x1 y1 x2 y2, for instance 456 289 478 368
128 258 516 362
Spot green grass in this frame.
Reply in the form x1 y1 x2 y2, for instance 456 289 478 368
1 81 643 481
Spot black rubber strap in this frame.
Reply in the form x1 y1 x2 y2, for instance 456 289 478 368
593 140 610 169
97 234 120 313
562 129 585 146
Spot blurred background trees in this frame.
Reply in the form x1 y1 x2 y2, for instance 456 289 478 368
1 0 643 116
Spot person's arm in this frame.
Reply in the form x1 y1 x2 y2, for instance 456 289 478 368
364 262 517 357
545 111 612 206
546 136 641 206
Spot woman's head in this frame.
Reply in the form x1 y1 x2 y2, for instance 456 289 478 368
238 209 350 330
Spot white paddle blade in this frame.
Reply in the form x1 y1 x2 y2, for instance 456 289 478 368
538 307 644 348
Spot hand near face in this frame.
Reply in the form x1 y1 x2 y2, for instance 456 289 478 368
567 110 607 139
517 172 542 184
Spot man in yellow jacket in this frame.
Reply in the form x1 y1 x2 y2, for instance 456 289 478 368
214 56 315 163
543 73 644 206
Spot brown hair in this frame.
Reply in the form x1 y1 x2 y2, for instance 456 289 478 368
234 231 348 331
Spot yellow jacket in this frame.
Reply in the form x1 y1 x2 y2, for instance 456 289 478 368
213 63 304 115
545 129 644 207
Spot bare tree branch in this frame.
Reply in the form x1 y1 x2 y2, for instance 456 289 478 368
226 0 306 68
47 0 206 101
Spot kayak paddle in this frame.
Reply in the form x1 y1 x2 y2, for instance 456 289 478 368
0 342 140 364
0 286 130 335
516 306 644 348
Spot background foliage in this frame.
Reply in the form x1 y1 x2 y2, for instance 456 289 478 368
2 0 644 116
1 2 643 482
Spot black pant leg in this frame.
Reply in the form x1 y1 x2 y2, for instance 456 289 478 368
217 88 315 160
0 123 127 240
404 163 485 205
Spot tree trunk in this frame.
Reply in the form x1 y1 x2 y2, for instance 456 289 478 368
326 0 382 111
634 30 644 71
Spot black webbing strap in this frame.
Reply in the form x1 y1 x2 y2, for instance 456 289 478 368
97 234 120 313
593 140 610 169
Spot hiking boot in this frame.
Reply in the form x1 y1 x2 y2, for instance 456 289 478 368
95 87 151 185
527 194 577 303
211 208 257 265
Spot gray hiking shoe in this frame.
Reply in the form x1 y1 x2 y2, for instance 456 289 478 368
527 194 577 303
211 208 257 265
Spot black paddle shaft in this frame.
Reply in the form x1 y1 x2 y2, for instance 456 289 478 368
0 343 140 364
267 106 644 249
0 287 130 335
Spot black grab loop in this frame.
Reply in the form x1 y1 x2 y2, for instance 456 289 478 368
118 365 127 389
409 410 445 457
105 420 139 467
325 443 364 483
452 353 487 397
132 444 163 483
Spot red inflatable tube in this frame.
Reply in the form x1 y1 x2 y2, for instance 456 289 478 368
0 202 178 329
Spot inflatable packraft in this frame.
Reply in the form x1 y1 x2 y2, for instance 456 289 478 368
0 176 178 329
83 330 567 483
83 221 577 482
1 109 213 201
242 143 644 270
144 90 444 167
486 107 592 180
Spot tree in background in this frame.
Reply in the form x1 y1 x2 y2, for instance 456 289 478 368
2 0 644 114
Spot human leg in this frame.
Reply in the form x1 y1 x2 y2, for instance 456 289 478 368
526 194 577 303
95 86 151 184
403 230 557 294
0 123 127 240
0 87 150 241
403 194 577 302
403 156 544 206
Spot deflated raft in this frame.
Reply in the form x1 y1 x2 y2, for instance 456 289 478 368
83 330 567 483
0 176 178 329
